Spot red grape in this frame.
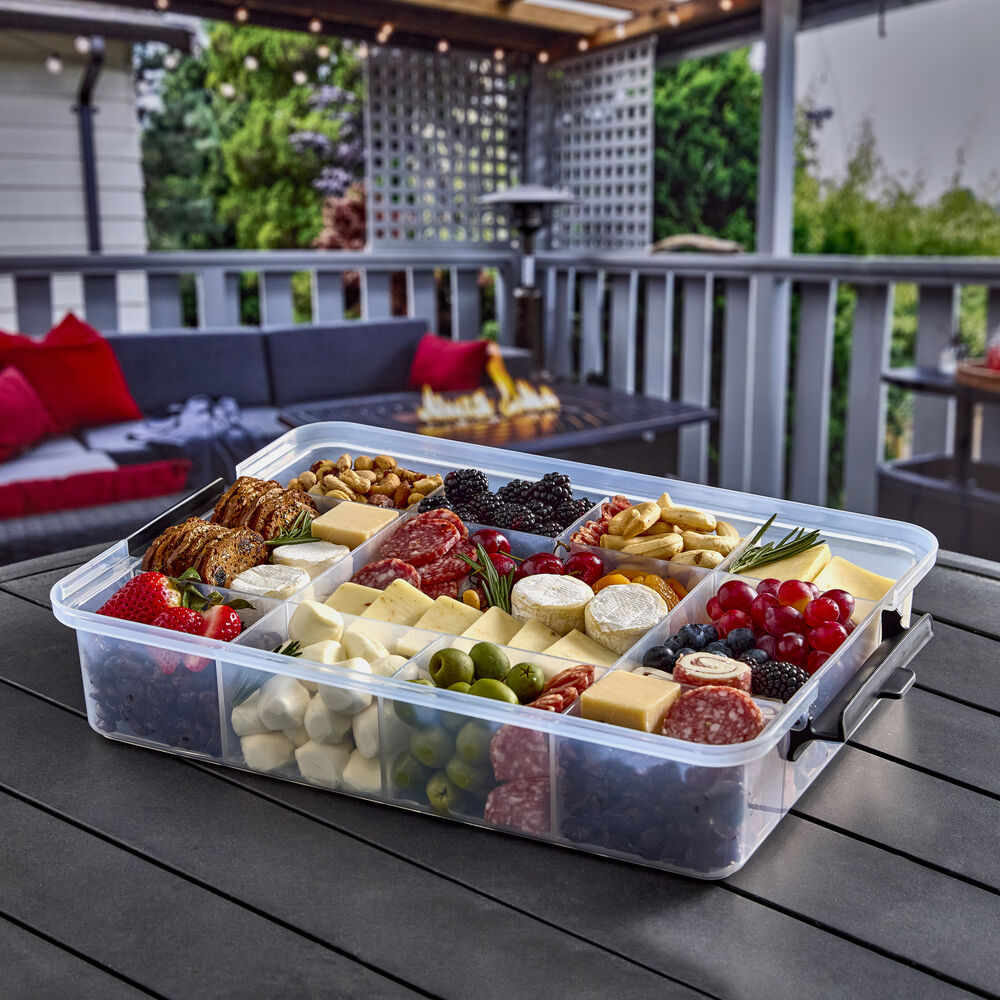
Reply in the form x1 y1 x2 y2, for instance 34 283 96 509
706 596 724 620
844 620 856 635
804 597 841 628
716 609 753 638
805 650 830 675
751 592 779 630
821 588 856 623
717 580 756 614
756 634 777 659
755 578 780 597
775 632 807 665
808 622 848 654
763 604 808 637
777 579 813 613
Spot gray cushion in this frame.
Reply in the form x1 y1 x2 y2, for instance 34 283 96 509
0 446 116 486
237 406 289 448
107 328 272 414
264 318 427 406
77 421 162 466
19 435 91 460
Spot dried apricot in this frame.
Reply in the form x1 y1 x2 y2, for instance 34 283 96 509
615 565 647 580
667 578 688 600
640 574 678 608
592 572 631 593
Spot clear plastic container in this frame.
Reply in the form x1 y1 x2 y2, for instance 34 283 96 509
51 422 937 878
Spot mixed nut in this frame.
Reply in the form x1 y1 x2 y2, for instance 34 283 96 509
287 454 443 510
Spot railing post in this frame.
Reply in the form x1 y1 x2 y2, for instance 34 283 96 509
844 283 893 514
83 274 118 332
547 268 574 378
912 284 958 455
197 268 240 328
408 268 437 334
578 270 605 382
14 276 52 336
450 268 481 340
493 264 513 346
260 271 297 327
719 277 756 493
609 271 638 393
362 269 393 320
643 273 674 400
980 287 1000 464
789 280 838 505
678 275 713 484
147 274 183 329
312 271 344 323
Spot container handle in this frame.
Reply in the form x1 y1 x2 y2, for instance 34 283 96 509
786 610 932 761
126 479 227 556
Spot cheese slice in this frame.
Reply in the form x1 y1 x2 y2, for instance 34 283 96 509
272 540 349 579
544 629 619 668
580 670 680 733
311 502 398 549
812 555 894 603
744 542 831 583
325 582 381 617
361 579 434 625
461 605 521 645
584 583 668 655
394 628 439 659
510 575 594 636
415 595 483 635
508 618 563 653
229 563 310 599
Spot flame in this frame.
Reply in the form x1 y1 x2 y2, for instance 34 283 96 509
415 347 560 425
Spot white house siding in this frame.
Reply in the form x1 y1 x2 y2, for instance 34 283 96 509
0 30 148 333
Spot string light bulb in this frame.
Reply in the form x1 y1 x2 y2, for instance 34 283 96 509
357 42 369 58
219 81 236 98
493 47 504 61
615 22 627 39
378 22 393 40
154 0 170 9
163 51 179 69
666 4 681 27
74 35 91 54
538 50 549 63
308 17 322 33
316 43 331 59
44 53 63 74
577 37 589 51
243 54 258 71
234 6 249 23
437 38 449 53
719 0 733 9
293 69 308 85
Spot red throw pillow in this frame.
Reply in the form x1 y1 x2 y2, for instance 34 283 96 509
0 458 190 520
407 333 490 392
0 366 56 461
0 313 142 433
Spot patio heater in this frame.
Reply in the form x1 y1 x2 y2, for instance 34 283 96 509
479 185 576 371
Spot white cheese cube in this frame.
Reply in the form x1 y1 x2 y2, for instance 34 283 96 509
394 628 437 659
303 693 354 743
415 595 483 635
461 605 521 645
228 563 310 599
283 725 310 748
230 690 270 737
272 540 349 578
317 657 373 714
256 675 310 731
371 653 407 677
360 579 434 625
352 702 381 758
298 639 346 665
289 600 344 645
342 748 382 794
325 582 381 617
241 732 295 772
342 627 391 664
295 740 352 788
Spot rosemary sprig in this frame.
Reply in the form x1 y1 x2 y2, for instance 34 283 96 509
232 640 303 706
459 543 516 614
265 510 315 547
730 514 827 574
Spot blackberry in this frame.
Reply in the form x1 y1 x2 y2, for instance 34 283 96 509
751 660 809 702
490 503 524 530
529 471 573 508
444 468 489 504
507 509 540 533
468 492 503 524
417 494 452 513
496 478 534 505
534 520 563 538
553 499 585 527
449 504 478 522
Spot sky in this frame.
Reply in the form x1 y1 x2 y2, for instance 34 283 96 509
792 0 1000 201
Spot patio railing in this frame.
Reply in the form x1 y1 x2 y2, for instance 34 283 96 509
3 248 999 514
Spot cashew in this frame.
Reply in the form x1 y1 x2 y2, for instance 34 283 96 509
340 469 371 494
307 485 325 496
374 454 396 470
327 489 352 501
354 455 374 471
407 492 425 505
298 470 317 488
323 474 354 497
335 454 352 472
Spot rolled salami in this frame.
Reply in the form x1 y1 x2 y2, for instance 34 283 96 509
673 652 751 693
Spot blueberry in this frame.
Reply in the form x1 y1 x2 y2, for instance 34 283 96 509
698 624 719 645
665 634 685 652
740 649 768 666
725 628 756 654
705 641 731 656
675 646 696 658
642 645 677 671
676 624 705 651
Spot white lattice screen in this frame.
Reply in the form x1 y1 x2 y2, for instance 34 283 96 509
365 47 529 247
546 40 656 250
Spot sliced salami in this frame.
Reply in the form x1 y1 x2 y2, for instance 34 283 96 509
528 691 573 713
380 518 459 567
351 558 421 591
662 685 765 745
420 578 461 600
490 724 549 781
673 652 751 693
543 665 595 699
412 508 468 540
418 539 476 585
484 778 550 836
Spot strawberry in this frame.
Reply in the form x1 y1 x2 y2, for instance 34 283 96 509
199 605 243 643
97 572 182 625
150 607 206 674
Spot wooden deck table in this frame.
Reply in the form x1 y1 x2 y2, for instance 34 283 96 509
1 545 998 1000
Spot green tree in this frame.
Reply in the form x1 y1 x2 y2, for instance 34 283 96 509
652 50 761 248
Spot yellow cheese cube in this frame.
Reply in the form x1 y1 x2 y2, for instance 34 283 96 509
580 671 681 733
361 579 434 625
461 606 521 645
744 543 831 583
812 556 894 603
544 629 619 668
415 596 483 635
508 618 563 653
311 502 398 549
324 582 381 617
